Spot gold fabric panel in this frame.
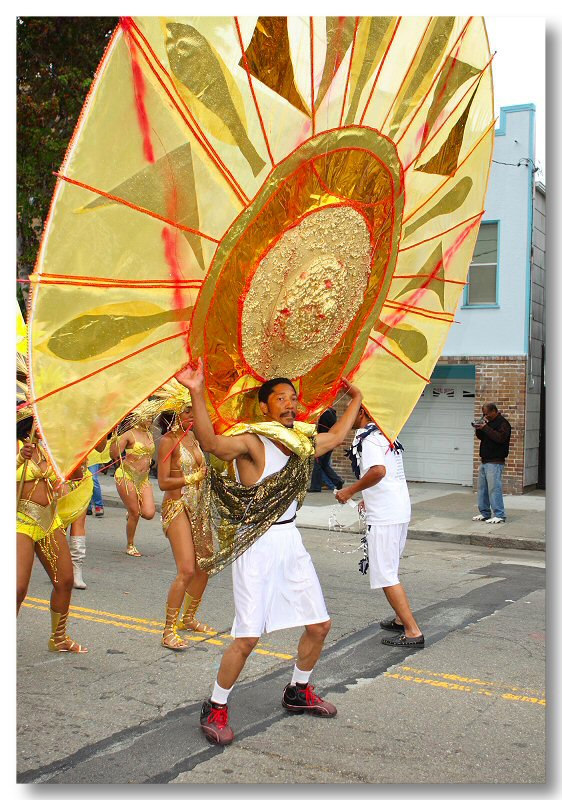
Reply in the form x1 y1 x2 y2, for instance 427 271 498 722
373 320 428 363
240 17 310 116
388 17 455 138
85 143 206 271
415 88 477 175
345 17 395 124
404 176 473 239
166 22 266 177
420 56 481 149
316 17 356 108
393 243 445 309
46 301 193 362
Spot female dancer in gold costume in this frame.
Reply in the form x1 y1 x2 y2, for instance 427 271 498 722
157 404 215 651
16 414 88 653
110 418 156 556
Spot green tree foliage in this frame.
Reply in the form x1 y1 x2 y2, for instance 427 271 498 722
17 16 118 313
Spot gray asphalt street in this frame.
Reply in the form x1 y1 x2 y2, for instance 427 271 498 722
17 501 545 784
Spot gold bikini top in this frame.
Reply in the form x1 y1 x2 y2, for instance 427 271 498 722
125 432 155 458
16 441 56 483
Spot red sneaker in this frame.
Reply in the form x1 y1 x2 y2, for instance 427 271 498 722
200 699 234 745
282 683 337 717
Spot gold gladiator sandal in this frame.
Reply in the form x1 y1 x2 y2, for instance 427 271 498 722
176 592 217 634
48 609 88 653
162 605 189 651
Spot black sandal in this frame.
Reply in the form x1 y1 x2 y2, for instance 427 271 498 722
381 633 424 648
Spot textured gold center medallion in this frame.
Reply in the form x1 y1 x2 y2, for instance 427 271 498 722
241 207 372 377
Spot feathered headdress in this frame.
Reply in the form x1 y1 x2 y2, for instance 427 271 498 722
118 378 192 432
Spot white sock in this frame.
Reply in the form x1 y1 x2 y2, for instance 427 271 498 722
291 665 313 686
211 681 231 706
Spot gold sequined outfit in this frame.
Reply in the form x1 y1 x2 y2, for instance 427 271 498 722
16 441 63 577
161 438 213 561
114 432 155 504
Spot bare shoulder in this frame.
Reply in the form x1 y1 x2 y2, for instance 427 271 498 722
158 431 177 455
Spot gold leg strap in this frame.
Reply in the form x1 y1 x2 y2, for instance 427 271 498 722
48 608 88 653
162 605 189 650
177 592 217 634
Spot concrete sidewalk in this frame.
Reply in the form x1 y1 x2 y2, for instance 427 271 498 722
95 473 545 552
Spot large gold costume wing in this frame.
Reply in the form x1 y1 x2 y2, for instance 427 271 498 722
27 16 493 476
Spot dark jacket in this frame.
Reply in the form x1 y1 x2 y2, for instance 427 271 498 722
318 407 337 433
475 413 511 463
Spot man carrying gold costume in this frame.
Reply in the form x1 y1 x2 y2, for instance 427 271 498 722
175 359 362 746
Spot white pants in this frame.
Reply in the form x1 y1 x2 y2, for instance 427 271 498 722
366 522 409 589
231 523 329 638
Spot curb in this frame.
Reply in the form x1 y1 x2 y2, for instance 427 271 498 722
405 528 544 552
296 521 545 552
100 497 544 553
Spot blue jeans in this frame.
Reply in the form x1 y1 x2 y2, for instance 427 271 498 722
310 452 343 491
88 464 104 509
477 463 505 520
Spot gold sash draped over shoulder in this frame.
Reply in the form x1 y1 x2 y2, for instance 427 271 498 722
199 421 316 576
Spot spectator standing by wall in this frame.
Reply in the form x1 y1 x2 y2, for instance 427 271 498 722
472 403 511 524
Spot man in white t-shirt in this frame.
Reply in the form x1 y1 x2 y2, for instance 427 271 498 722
335 406 424 648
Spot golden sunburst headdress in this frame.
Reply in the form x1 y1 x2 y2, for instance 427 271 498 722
25 16 494 477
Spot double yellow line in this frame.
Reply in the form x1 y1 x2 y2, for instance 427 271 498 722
385 665 546 706
22 596 294 661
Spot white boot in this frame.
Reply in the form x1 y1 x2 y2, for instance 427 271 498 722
69 535 87 589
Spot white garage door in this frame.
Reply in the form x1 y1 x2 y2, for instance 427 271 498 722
398 380 475 485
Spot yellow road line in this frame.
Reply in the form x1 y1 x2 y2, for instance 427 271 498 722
22 597 294 661
399 665 546 697
385 670 545 706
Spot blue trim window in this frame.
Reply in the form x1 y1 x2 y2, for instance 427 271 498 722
465 222 498 305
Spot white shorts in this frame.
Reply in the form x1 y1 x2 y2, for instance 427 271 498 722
366 522 409 589
231 523 329 638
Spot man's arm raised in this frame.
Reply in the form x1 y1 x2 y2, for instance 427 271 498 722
315 379 362 457
175 359 254 463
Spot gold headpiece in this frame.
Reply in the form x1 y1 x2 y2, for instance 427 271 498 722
119 378 192 432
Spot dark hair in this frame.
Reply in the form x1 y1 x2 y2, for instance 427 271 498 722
17 415 34 440
483 402 498 413
157 411 176 435
360 405 374 422
258 378 297 405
